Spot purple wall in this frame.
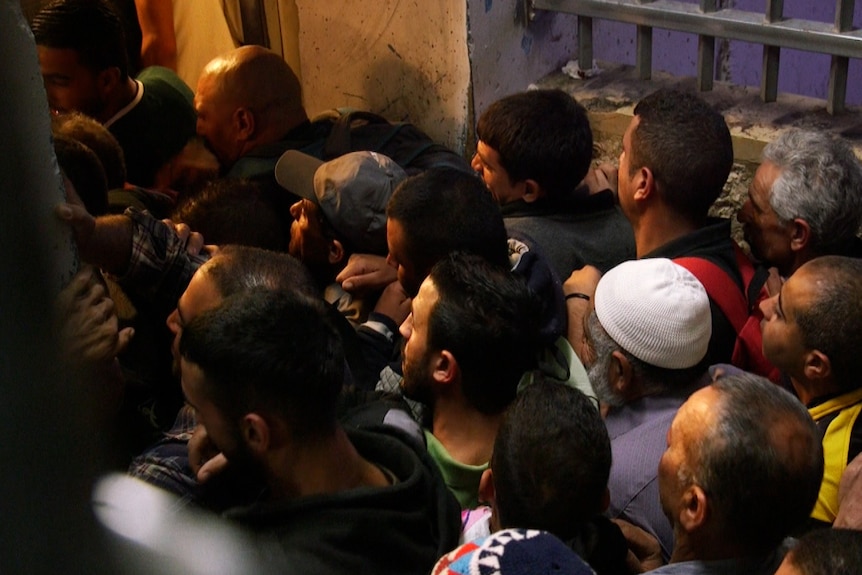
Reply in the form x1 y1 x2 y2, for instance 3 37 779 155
592 0 862 106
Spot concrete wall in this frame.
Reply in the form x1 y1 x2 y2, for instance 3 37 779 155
467 0 579 123
294 0 582 155
591 0 862 106
294 0 472 153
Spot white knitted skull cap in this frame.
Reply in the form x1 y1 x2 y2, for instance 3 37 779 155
594 258 712 369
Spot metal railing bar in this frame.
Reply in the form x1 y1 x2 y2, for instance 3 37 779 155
697 0 717 91
828 56 849 113
761 0 783 103
637 25 653 79
765 0 783 22
828 0 855 112
836 0 855 32
532 0 862 60
698 36 715 90
579 16 594 73
761 46 780 102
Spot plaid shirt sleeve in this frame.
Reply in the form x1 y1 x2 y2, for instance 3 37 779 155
112 208 211 315
128 405 199 501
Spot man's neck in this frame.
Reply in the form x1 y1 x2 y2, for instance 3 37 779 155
98 76 138 123
265 426 388 501
790 375 842 407
431 398 502 466
633 206 700 258
670 529 756 565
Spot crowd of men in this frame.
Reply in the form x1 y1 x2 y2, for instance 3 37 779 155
33 0 862 572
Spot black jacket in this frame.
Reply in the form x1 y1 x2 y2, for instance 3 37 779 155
225 426 461 575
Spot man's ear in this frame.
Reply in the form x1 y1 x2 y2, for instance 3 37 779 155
610 350 634 397
789 219 812 253
97 67 121 96
432 350 458 386
632 166 655 202
679 484 709 532
803 349 832 382
522 179 545 203
479 468 502 532
328 239 345 265
234 107 256 141
479 468 496 507
240 413 271 456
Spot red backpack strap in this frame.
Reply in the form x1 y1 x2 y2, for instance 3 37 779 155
731 243 755 288
674 256 747 332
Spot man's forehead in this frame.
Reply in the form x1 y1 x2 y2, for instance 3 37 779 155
412 278 439 317
178 266 223 323
624 115 640 140
751 161 781 199
38 46 85 70
195 70 232 106
676 385 719 434
782 266 818 317
476 140 499 164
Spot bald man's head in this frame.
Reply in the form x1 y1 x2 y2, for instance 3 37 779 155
194 46 307 168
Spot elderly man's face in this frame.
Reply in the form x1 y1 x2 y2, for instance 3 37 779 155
585 312 625 410
738 161 795 274
658 385 718 526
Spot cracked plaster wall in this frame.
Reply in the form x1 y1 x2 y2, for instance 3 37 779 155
294 1 472 153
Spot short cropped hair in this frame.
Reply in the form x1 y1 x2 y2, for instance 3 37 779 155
203 245 317 301
696 374 823 554
476 89 593 197
631 89 733 224
173 179 287 252
179 288 343 438
427 252 541 415
763 130 862 256
53 112 126 189
387 168 509 282
31 0 130 79
492 382 611 540
794 256 862 388
786 528 862 575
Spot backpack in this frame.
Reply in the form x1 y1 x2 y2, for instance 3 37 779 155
317 109 473 175
675 243 782 383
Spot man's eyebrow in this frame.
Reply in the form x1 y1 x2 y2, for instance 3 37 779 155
42 73 70 82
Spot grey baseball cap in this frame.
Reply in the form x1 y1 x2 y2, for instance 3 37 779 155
275 150 407 254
